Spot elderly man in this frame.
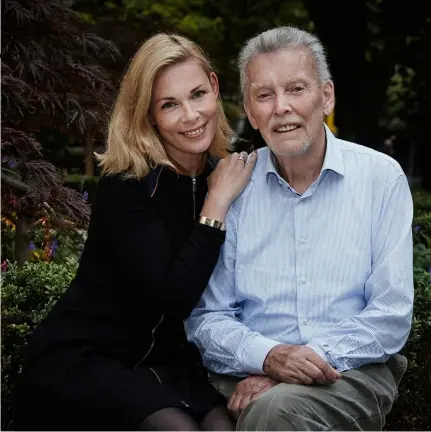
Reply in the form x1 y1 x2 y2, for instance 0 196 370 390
185 26 414 431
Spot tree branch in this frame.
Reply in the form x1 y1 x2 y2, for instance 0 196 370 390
1 171 29 193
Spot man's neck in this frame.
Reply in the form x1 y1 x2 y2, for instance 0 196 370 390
273 136 326 195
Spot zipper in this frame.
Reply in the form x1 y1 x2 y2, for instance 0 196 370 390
149 367 163 385
134 315 165 369
192 176 196 220
150 167 164 198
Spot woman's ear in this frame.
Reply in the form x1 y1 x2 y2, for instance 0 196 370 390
148 112 156 126
209 72 219 98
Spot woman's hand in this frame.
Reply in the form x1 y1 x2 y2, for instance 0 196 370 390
201 151 257 222
228 375 278 420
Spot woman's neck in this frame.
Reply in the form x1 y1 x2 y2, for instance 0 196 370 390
168 152 207 177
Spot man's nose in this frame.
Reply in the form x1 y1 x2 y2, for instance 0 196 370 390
274 94 293 116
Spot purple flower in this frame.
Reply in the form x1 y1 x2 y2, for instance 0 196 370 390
2 157 16 168
50 238 59 257
29 242 36 250
82 191 89 201
1 261 7 272
414 225 421 232
428 267 431 283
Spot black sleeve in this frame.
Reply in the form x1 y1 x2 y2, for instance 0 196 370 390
94 175 225 318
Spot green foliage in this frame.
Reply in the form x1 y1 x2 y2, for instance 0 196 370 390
72 0 312 104
1 259 78 430
64 174 99 205
413 189 431 249
1 221 86 264
388 268 431 430
384 188 431 430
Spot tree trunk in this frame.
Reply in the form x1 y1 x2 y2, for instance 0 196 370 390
84 134 95 177
14 213 31 266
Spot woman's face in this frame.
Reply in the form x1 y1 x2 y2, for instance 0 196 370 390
150 58 219 166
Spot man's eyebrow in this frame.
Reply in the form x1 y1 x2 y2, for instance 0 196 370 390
250 78 309 91
250 83 269 92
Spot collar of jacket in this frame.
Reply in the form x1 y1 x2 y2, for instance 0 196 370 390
146 155 220 198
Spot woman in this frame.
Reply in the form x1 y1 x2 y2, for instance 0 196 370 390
15 33 257 431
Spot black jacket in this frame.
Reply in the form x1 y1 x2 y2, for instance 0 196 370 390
16 159 226 430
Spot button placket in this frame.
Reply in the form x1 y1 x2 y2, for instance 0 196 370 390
294 199 310 340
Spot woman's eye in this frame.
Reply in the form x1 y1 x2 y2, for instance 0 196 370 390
161 102 176 109
257 93 270 100
192 90 205 99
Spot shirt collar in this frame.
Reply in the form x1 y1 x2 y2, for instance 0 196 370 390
321 123 345 177
264 123 345 181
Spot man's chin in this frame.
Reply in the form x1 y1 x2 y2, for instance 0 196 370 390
271 141 309 157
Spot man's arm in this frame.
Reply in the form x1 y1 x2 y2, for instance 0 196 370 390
185 205 280 376
306 173 414 372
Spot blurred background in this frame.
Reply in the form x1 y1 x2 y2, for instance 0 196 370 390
1 1 431 430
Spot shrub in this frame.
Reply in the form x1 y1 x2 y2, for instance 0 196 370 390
1 220 86 264
1 259 78 430
385 267 431 430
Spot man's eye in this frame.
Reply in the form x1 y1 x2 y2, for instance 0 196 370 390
291 86 306 93
192 90 205 99
161 102 176 109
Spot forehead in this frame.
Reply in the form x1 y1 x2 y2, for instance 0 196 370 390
152 58 208 97
247 48 317 88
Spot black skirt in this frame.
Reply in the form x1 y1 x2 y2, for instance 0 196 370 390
14 348 226 431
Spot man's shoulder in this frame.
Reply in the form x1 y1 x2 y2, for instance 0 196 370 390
251 146 271 177
336 137 405 182
227 148 269 220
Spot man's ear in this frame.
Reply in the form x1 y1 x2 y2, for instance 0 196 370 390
243 100 259 130
323 80 335 117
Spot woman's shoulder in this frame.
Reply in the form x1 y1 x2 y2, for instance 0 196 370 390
97 169 159 199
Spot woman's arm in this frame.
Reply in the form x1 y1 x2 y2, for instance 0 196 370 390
95 175 225 318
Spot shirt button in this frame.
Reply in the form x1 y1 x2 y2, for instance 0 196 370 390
299 278 306 285
302 320 308 326
300 237 306 244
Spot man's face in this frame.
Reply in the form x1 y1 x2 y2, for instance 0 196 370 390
244 48 334 157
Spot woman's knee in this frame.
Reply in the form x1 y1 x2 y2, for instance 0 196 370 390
139 407 200 431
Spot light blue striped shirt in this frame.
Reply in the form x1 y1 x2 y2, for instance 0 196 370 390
185 125 414 375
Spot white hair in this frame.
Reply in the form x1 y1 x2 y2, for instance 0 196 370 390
238 26 331 96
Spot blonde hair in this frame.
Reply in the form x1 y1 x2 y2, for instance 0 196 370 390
95 33 232 178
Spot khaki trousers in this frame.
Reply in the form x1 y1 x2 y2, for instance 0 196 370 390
209 355 406 431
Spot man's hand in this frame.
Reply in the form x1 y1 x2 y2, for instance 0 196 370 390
227 375 278 420
263 344 341 385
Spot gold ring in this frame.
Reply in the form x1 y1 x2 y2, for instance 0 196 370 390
238 155 247 163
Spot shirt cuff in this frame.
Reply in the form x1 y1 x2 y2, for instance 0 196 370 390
305 342 331 364
240 335 280 374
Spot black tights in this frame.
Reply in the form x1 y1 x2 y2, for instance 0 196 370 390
139 405 235 431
